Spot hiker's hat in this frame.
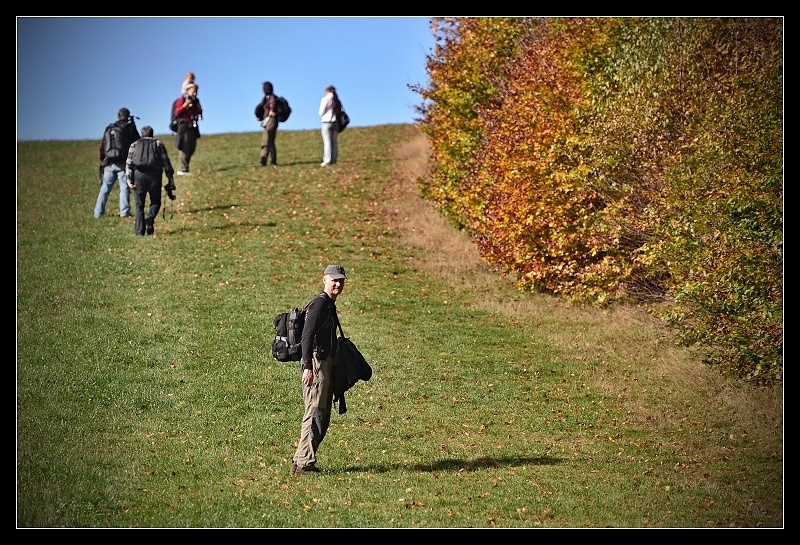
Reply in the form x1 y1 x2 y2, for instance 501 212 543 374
324 265 347 279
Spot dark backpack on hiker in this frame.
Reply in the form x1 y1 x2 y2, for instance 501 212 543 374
255 95 291 123
169 97 180 133
272 299 312 362
103 123 126 163
275 96 291 123
128 138 160 172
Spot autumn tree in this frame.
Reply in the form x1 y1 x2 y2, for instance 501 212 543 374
413 17 783 383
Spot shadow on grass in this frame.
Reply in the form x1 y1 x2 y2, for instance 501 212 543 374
340 455 563 474
163 221 278 235
174 203 242 214
159 203 279 231
210 159 328 172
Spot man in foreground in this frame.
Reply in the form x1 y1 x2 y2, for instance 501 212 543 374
291 265 347 475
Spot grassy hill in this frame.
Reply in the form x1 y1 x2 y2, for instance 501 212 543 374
16 124 783 528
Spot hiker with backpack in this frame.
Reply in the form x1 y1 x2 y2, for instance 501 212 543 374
318 85 341 166
173 83 202 175
255 81 280 167
94 107 140 218
291 265 348 475
125 126 175 237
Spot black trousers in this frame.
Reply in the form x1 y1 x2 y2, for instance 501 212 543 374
132 171 162 236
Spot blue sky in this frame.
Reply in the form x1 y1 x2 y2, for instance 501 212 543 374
16 17 436 141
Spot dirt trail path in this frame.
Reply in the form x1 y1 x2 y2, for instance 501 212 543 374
387 125 489 282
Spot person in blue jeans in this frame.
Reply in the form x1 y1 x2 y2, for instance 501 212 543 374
318 85 341 166
94 107 140 218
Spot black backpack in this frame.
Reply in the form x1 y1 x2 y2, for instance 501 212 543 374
128 137 160 171
103 123 126 162
169 97 180 133
275 96 291 123
272 299 312 362
255 96 291 123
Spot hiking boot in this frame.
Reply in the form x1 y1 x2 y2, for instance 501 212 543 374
292 463 320 475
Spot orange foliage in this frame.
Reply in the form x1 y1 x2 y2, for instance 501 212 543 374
412 17 783 382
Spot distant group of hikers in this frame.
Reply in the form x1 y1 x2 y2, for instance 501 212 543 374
93 72 347 238
93 71 201 237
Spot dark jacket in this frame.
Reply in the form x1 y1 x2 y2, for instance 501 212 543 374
332 334 372 415
300 292 339 366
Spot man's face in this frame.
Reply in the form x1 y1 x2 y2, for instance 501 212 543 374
324 275 345 297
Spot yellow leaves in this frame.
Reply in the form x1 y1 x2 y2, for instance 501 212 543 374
417 17 785 375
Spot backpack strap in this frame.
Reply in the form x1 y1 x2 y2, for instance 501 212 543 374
336 320 345 339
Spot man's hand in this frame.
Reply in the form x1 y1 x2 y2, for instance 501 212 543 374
165 179 176 200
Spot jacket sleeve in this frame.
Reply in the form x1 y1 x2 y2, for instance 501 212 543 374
300 297 321 364
125 141 136 181
158 141 174 178
300 295 333 365
174 96 188 118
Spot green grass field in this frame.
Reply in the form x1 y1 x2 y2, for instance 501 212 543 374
17 124 783 528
